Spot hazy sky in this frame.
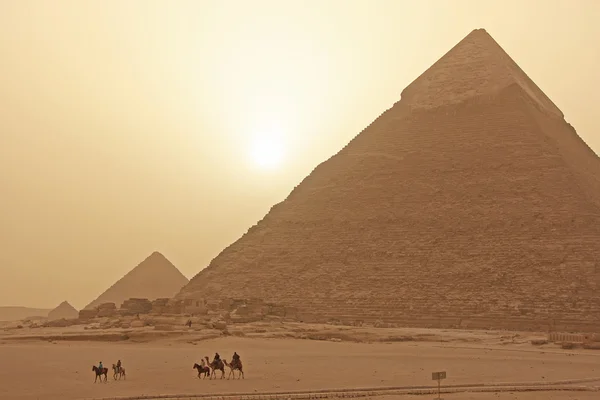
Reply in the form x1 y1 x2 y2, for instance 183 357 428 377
1 0 599 309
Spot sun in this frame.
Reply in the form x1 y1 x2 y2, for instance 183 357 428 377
249 135 285 169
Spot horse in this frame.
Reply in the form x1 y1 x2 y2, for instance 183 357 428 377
193 362 211 379
224 358 244 380
206 356 225 379
112 364 126 380
92 366 108 383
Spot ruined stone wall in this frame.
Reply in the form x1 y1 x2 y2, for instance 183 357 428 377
120 298 152 316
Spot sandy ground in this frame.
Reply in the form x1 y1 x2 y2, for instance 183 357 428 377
1 327 600 400
392 394 599 399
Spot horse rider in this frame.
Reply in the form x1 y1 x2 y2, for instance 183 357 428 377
98 361 104 371
116 359 122 373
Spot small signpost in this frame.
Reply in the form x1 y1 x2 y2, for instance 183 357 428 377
431 371 446 399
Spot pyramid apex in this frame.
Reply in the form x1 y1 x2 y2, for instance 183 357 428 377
55 300 75 308
469 28 490 34
141 251 171 264
398 28 563 118
463 28 499 45
48 301 78 320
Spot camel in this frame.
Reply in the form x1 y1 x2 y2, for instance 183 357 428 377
92 366 108 383
224 359 244 380
193 361 211 379
112 364 126 380
206 356 225 379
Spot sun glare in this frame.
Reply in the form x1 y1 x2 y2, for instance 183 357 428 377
249 134 285 169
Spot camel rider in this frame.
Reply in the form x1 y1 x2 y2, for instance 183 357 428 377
232 352 240 363
213 353 221 363
116 359 122 372
98 361 103 371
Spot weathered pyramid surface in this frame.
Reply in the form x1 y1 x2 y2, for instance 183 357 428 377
178 29 600 332
48 301 78 320
85 252 188 310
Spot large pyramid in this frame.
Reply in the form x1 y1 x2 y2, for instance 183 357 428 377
85 252 188 310
177 29 600 332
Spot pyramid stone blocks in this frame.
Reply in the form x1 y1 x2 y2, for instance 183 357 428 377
177 29 600 332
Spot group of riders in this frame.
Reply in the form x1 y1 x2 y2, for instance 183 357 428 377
213 351 240 364
97 359 122 374
193 351 244 380
96 352 240 377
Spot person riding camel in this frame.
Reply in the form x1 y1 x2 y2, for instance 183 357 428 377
116 359 122 373
232 352 240 363
213 352 221 364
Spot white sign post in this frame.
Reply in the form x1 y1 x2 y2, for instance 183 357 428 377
431 371 446 399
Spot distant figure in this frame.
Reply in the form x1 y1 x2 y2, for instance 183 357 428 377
186 319 192 327
112 361 126 380
193 359 210 379
224 353 244 380
92 364 108 383
206 355 225 379
98 361 103 371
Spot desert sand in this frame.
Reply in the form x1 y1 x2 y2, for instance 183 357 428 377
1 323 599 400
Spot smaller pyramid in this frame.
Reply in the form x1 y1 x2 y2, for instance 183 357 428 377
47 301 78 320
84 252 189 310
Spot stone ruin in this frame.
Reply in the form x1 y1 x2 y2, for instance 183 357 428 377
74 295 298 326
97 303 117 318
119 298 152 316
